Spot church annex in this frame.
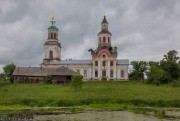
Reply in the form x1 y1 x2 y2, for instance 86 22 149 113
42 16 129 81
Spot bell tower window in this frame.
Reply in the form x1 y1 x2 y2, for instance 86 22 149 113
48 33 50 39
49 50 53 59
103 37 106 42
108 37 110 43
54 33 56 39
51 33 53 39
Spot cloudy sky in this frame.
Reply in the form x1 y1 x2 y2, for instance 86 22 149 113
0 0 180 72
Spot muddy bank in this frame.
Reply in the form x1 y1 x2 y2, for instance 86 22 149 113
34 110 179 121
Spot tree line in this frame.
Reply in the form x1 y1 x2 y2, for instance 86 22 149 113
129 50 180 86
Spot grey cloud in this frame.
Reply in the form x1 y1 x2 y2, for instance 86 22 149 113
0 0 180 71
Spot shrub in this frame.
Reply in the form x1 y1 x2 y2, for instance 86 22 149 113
44 75 52 84
154 110 166 118
0 80 10 87
172 80 180 87
101 77 107 81
21 76 30 84
71 74 83 91
0 73 10 87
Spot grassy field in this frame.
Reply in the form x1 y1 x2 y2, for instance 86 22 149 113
0 81 180 109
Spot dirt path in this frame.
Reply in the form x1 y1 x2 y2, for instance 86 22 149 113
34 111 178 121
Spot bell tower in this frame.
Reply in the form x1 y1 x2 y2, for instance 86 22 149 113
43 17 61 64
98 16 112 48
90 16 118 80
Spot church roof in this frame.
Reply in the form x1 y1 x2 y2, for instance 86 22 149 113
49 59 129 65
98 30 112 35
48 25 58 29
117 59 129 65
13 66 77 76
50 60 92 65
52 66 77 76
44 41 61 47
48 17 58 29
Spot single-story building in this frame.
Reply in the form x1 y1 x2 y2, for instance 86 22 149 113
13 66 78 84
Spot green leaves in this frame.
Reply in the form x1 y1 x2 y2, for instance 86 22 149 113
130 50 180 85
71 74 83 91
2 63 16 83
129 61 148 80
148 50 180 85
163 50 179 62
44 75 52 84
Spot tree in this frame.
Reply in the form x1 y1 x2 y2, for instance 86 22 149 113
163 50 179 62
147 50 180 85
129 61 148 80
160 60 180 81
3 63 16 83
160 50 180 81
71 74 83 91
149 61 159 67
147 65 169 85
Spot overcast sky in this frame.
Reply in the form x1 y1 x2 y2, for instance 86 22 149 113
0 0 180 72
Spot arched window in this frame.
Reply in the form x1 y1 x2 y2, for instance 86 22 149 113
54 33 56 39
49 50 53 59
103 37 106 42
110 70 113 78
102 70 106 77
95 61 98 66
103 61 106 66
95 70 98 78
110 61 113 66
84 70 87 77
99 37 101 42
51 33 53 39
121 70 124 78
108 37 110 43
48 33 50 39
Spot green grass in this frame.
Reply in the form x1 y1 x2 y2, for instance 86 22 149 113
0 81 180 109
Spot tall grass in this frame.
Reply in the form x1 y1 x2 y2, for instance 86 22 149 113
0 81 179 108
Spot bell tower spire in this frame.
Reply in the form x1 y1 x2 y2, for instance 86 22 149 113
43 16 61 65
101 16 109 31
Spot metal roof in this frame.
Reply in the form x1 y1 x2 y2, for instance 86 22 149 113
50 60 92 65
50 59 129 65
117 59 129 65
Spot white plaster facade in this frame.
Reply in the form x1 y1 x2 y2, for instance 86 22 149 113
42 16 129 81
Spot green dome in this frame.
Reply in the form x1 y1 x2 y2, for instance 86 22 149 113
48 20 58 29
48 25 57 29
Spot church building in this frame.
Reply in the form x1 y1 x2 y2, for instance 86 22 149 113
42 16 129 81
